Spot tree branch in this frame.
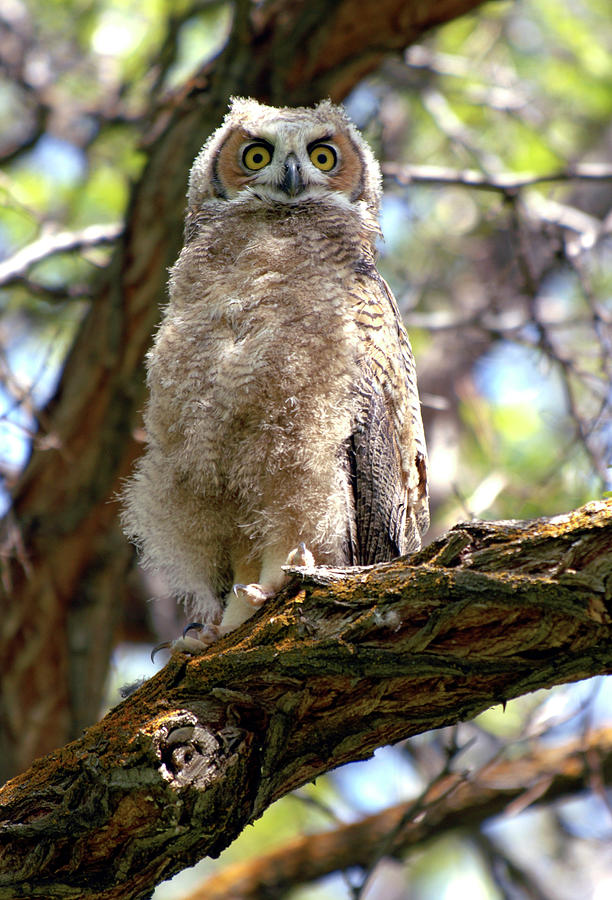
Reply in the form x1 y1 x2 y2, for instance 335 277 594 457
1 501 610 899
0 223 123 286
187 726 612 900
382 161 612 192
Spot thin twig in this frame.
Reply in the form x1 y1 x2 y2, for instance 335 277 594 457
383 161 612 193
0 223 123 286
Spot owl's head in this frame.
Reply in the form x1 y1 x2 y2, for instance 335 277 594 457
187 97 382 223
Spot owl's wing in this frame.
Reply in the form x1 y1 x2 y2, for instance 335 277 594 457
345 273 429 566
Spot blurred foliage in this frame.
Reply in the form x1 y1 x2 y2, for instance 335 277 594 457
1 0 610 515
1 0 611 898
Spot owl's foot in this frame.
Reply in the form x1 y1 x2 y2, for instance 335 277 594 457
182 620 223 645
285 541 315 568
232 544 314 609
220 543 316 632
233 583 271 609
150 622 221 660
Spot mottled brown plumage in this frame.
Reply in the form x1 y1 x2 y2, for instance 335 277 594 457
122 97 429 643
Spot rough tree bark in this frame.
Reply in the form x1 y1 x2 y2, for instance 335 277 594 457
0 0 488 784
1 501 610 899
188 726 612 900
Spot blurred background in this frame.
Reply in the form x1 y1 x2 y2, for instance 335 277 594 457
1 0 611 897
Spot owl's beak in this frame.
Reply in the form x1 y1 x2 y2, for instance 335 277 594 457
280 153 304 197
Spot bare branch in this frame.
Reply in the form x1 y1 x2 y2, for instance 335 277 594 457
0 224 123 287
383 161 612 193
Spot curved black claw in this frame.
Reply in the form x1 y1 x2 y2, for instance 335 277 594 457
151 640 172 663
151 623 220 660
182 621 204 638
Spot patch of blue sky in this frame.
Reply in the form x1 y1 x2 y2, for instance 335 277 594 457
379 193 412 252
485 799 610 896
0 390 32 513
473 339 565 411
419 848 498 900
343 81 381 128
529 676 612 743
330 744 422 816
379 185 437 255
0 385 33 461
24 134 88 187
0 319 66 511
558 791 612 842
0 135 88 259
104 643 161 711
7 321 63 407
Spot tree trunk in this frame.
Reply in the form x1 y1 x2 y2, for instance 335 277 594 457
1 501 610 899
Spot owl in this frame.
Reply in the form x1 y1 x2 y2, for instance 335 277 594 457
122 97 429 647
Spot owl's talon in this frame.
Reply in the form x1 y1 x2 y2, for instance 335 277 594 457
179 623 221 648
151 641 171 663
233 583 271 608
285 542 315 568
151 624 220 660
173 631 219 653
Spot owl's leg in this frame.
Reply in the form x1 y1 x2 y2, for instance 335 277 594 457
223 542 315 629
156 543 316 657
285 541 315 568
151 541 315 658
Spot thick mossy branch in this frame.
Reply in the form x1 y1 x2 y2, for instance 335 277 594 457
1 500 611 899
187 726 612 900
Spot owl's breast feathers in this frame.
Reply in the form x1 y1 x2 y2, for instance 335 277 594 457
159 197 428 561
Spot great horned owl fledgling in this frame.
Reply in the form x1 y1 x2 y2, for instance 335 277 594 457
122 97 429 645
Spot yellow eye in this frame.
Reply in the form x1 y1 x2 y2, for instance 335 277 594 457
242 143 272 170
309 143 337 171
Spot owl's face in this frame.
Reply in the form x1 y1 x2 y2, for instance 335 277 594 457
208 111 368 206
188 98 382 218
